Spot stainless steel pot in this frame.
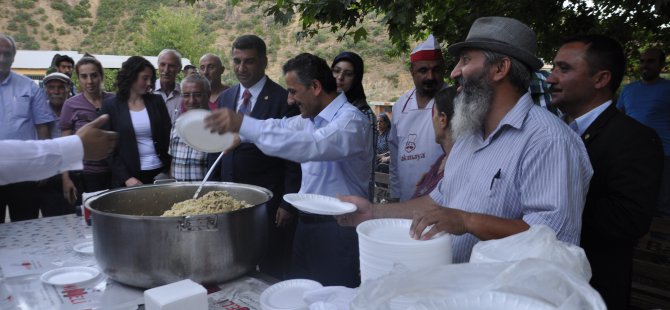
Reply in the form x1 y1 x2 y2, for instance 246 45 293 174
85 182 272 288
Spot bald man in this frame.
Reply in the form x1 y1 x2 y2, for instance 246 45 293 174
199 53 229 109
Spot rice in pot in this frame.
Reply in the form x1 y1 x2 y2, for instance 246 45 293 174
161 190 252 216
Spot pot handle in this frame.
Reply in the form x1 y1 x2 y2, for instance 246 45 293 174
178 215 219 232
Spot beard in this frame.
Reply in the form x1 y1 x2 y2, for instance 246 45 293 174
450 71 494 140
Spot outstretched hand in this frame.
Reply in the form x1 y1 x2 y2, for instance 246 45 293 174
76 114 118 161
335 195 374 227
204 108 244 134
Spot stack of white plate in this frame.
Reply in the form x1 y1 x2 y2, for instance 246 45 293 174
357 219 453 283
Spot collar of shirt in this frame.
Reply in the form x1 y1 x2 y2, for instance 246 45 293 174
474 92 534 149
567 100 611 136
401 84 449 112
154 80 181 99
1 71 13 85
237 76 268 112
313 92 349 128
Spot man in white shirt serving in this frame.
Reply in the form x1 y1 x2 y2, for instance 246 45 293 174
205 53 372 287
0 115 117 186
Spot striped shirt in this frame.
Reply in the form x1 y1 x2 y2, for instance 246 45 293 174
429 93 593 263
168 127 208 182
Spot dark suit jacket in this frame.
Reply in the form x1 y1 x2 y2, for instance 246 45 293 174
579 104 663 310
101 94 172 187
208 77 301 213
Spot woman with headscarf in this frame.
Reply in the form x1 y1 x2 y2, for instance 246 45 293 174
101 56 171 187
332 51 376 200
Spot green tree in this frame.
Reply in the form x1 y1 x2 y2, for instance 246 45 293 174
184 0 669 67
134 5 214 65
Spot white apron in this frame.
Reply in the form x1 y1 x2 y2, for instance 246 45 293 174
389 89 444 201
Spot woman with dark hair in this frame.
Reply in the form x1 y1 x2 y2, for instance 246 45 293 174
59 54 115 204
331 51 376 201
375 113 391 172
101 56 171 187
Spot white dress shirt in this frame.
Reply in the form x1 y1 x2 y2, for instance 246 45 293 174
236 76 267 113
0 135 84 185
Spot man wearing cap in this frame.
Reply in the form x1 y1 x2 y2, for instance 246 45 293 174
338 17 592 264
0 33 56 223
38 72 78 216
548 35 663 309
388 34 446 202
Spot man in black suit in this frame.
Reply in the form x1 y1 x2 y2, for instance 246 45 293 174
547 34 664 309
209 35 301 280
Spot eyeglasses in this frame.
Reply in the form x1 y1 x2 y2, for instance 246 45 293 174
182 92 205 98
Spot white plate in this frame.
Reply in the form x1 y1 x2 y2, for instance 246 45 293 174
357 218 450 246
175 109 235 152
40 266 100 286
283 193 356 215
260 279 322 310
73 241 94 254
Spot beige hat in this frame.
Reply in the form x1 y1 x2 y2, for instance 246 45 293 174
43 72 71 85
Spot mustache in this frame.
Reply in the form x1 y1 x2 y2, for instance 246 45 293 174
422 79 437 87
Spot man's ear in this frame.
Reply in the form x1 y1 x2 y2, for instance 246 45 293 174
490 57 511 82
311 79 322 96
592 70 612 91
439 111 449 130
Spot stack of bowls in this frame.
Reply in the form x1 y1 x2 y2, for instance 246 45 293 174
357 219 453 283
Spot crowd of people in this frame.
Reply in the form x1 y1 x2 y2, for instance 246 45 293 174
1 15 669 309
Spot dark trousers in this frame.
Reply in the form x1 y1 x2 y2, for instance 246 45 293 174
257 205 296 280
587 245 634 310
38 175 76 217
136 168 163 186
0 182 39 223
289 217 360 287
657 156 670 218
72 171 112 204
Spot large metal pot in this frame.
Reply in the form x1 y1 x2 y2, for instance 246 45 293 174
85 182 272 288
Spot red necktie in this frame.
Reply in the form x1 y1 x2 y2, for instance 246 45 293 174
240 89 251 115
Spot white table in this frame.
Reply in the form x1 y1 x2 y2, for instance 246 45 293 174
0 214 271 309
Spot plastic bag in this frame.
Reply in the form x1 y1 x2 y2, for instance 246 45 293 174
349 226 606 309
469 225 591 281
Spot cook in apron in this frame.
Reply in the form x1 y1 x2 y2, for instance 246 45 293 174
389 89 444 201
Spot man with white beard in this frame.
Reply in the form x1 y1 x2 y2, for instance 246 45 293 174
338 17 593 263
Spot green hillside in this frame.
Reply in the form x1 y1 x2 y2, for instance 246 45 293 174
1 0 415 102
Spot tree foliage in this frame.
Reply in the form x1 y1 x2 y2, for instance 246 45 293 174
134 5 214 65
184 0 669 67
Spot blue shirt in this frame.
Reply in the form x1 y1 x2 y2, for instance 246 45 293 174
0 72 55 140
429 93 593 263
617 78 670 155
240 93 373 198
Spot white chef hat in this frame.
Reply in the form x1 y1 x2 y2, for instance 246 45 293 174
410 34 443 62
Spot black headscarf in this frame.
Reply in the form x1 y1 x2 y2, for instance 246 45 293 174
332 51 367 105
